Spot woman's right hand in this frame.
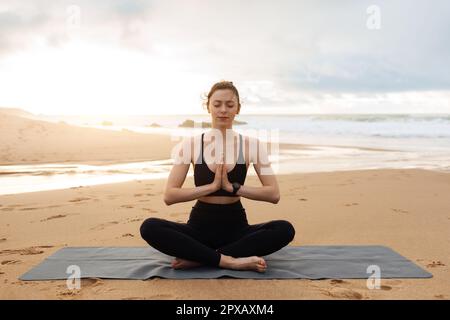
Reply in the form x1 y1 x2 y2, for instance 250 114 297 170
210 163 223 192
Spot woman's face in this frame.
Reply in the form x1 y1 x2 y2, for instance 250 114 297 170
208 89 240 128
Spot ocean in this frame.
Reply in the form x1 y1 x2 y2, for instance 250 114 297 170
1 113 449 195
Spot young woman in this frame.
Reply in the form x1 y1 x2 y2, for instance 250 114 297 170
140 81 295 272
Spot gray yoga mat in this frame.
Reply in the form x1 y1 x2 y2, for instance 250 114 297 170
19 245 432 280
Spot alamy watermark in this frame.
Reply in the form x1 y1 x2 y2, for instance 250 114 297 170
66 5 81 36
366 5 381 30
366 264 381 289
66 264 81 290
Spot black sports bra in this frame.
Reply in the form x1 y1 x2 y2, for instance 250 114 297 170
194 132 247 196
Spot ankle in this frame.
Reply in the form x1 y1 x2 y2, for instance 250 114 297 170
219 254 235 269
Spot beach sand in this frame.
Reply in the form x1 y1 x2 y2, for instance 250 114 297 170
0 169 449 300
0 111 449 300
0 112 175 165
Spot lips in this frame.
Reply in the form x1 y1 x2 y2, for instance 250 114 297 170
218 117 228 119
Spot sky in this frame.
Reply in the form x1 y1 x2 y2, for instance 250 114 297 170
0 0 449 115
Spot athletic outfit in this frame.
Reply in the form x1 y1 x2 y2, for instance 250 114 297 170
140 132 295 267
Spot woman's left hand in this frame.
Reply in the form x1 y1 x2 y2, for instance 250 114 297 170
221 164 233 193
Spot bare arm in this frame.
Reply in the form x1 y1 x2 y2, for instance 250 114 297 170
163 163 216 205
231 137 280 204
163 136 222 206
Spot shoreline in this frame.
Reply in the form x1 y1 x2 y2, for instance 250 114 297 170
0 140 403 167
1 167 450 197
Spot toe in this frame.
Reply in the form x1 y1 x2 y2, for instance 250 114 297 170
257 266 266 273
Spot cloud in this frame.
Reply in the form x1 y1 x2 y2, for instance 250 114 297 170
0 0 449 114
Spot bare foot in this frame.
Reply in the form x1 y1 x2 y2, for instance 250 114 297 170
171 257 202 269
227 256 267 273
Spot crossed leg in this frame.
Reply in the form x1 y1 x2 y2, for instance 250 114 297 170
140 217 295 272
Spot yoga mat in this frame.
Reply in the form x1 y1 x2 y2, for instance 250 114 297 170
19 245 432 280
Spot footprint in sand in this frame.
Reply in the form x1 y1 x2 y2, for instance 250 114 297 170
57 278 103 296
90 221 119 231
380 285 392 291
81 278 104 288
142 208 158 213
434 294 447 299
120 205 134 209
133 194 144 197
44 205 63 209
0 246 53 256
68 197 91 203
19 207 40 211
122 233 134 237
330 279 349 285
1 260 21 265
298 198 308 201
0 238 6 243
57 290 80 298
391 208 409 213
127 217 143 223
426 260 446 268
40 214 67 222
1 208 14 212
321 287 363 300
344 203 359 207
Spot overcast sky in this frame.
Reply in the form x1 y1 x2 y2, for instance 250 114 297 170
0 0 449 115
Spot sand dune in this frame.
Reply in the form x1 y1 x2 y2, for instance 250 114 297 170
0 110 176 165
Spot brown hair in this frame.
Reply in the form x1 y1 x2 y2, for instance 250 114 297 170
202 80 241 112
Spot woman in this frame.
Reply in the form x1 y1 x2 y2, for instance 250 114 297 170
140 81 295 272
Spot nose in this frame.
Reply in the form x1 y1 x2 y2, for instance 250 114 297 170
219 105 227 113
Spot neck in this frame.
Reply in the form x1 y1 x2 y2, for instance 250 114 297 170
211 126 233 141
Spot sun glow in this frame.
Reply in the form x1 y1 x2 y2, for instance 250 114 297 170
0 40 209 115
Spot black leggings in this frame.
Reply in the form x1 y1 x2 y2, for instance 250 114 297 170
140 199 296 267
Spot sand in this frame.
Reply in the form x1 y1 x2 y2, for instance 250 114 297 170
0 112 176 165
0 169 449 300
0 111 449 300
